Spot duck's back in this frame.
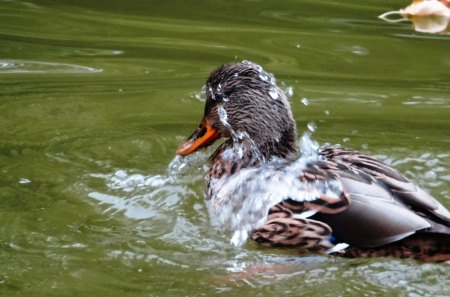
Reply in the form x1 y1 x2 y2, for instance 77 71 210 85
310 148 450 248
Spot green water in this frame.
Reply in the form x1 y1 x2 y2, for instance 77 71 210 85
1 0 449 296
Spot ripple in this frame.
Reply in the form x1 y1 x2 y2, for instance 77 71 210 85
376 151 450 204
0 60 102 74
355 261 450 296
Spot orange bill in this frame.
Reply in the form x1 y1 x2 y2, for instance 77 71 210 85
177 118 221 156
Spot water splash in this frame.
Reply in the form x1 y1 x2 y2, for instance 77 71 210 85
192 85 207 102
206 129 339 247
217 105 264 162
300 131 320 157
88 153 207 220
103 169 167 192
204 65 341 246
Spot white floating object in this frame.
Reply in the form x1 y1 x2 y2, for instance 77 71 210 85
379 0 450 34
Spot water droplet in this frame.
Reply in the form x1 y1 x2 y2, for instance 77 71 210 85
194 85 206 102
19 178 31 184
195 92 205 102
307 122 317 132
324 110 330 116
301 97 309 106
296 44 301 48
218 105 228 124
283 86 294 98
259 73 269 81
343 137 350 142
268 73 276 85
269 88 278 99
208 85 216 100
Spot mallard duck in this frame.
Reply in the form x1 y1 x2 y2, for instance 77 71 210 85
176 61 450 262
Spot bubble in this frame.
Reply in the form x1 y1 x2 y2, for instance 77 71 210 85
301 97 309 106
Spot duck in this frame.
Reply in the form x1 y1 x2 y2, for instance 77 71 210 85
176 61 450 262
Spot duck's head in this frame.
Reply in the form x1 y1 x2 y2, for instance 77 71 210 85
177 61 297 159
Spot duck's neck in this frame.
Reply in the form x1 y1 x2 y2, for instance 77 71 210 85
208 133 297 180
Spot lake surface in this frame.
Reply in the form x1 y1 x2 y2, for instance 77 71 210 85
1 0 449 296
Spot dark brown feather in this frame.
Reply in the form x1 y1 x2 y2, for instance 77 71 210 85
251 204 333 252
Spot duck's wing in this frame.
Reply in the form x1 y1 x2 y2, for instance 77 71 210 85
301 148 450 248
251 203 334 252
